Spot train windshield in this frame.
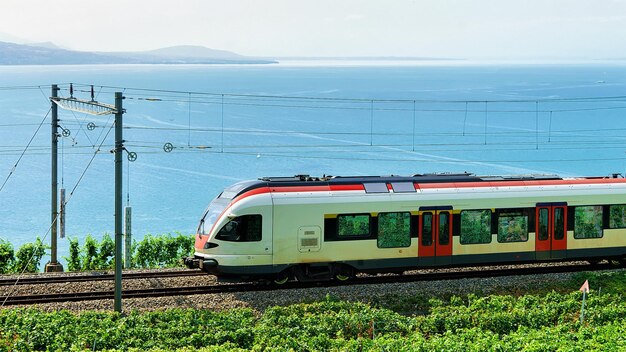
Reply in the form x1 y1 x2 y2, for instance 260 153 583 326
198 198 229 235
197 180 260 235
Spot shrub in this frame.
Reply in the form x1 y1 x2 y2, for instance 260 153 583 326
12 237 47 273
0 239 15 274
65 237 81 271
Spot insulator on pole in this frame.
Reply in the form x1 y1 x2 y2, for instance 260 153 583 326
91 85 95 101
60 188 66 239
69 83 74 98
124 206 132 269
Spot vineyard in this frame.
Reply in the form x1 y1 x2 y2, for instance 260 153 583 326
0 233 194 274
0 270 624 351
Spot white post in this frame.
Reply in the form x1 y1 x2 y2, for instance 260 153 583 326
124 206 132 269
580 290 587 324
59 188 66 238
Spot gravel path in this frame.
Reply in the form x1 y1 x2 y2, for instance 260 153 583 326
0 263 621 313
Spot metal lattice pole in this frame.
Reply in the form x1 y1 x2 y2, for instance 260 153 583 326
114 92 124 313
45 84 63 272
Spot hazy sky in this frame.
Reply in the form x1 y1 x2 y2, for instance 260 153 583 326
1 0 626 59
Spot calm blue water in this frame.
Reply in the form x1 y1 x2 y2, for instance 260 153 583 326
1 62 626 265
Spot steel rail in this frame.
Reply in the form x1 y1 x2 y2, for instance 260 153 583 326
0 270 204 286
1 263 619 306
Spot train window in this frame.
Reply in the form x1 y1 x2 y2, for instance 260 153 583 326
460 210 492 244
377 212 411 248
554 208 565 240
439 212 450 245
574 206 603 239
609 205 626 229
538 208 549 240
364 183 389 193
421 212 433 246
337 214 371 238
215 215 262 242
497 211 528 243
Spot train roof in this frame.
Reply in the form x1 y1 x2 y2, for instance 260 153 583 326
259 173 563 184
219 173 624 200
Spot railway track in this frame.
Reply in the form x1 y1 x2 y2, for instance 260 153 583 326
1 262 618 306
0 269 205 286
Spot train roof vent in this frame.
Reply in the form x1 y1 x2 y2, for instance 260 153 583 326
259 175 321 182
480 174 562 181
416 172 475 177
332 175 383 179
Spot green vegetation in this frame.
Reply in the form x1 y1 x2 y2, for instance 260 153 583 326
574 206 604 239
460 209 492 244
0 233 194 274
337 214 370 237
0 238 47 274
377 212 411 248
1 270 624 351
65 233 194 270
497 212 528 243
609 204 626 229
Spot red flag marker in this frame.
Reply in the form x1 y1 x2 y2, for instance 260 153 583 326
580 280 590 293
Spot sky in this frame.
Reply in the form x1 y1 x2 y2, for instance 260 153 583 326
1 0 626 59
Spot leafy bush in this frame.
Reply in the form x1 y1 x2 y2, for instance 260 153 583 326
12 237 47 273
0 239 15 274
132 233 194 269
98 234 115 269
82 234 99 270
66 237 81 271
61 233 194 272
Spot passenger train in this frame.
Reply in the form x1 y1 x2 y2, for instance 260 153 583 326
184 173 626 283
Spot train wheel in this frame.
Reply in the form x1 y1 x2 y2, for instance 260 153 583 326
334 265 354 282
273 270 291 285
273 276 289 285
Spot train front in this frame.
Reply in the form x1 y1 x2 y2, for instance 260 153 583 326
183 179 274 281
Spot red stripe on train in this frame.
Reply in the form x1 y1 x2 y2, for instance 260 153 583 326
417 178 626 189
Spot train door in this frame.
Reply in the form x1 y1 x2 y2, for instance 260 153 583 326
418 208 453 266
535 203 567 260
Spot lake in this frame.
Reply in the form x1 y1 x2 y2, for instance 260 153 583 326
1 61 626 263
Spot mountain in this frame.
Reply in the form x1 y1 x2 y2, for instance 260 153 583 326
101 45 272 64
0 41 125 65
26 42 67 50
0 32 27 44
141 45 247 60
0 41 277 65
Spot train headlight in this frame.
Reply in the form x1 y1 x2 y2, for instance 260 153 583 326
204 242 219 249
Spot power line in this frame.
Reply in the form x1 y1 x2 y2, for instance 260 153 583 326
113 148 625 164
1 120 115 308
69 83 626 103
0 108 51 193
118 124 626 137
120 95 626 114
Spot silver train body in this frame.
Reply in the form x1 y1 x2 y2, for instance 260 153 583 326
184 173 626 282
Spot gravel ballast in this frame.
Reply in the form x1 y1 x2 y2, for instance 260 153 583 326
0 263 621 313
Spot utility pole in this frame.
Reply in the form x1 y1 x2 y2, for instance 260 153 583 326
114 92 124 313
45 84 63 273
51 86 123 311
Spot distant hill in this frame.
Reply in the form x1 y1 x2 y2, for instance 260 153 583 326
0 41 277 65
140 45 248 60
